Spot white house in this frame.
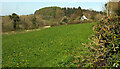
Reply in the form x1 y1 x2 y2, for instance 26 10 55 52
81 15 88 20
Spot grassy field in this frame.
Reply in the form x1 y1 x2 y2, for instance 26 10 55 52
2 23 95 67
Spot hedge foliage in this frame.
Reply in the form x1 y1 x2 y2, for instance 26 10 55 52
84 17 120 67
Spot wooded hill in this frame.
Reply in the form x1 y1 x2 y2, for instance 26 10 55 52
2 6 104 32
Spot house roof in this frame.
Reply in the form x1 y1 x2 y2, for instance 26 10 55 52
81 15 88 20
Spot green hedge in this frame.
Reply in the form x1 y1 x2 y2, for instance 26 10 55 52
84 17 120 67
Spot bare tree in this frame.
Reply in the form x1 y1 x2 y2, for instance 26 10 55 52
106 1 120 17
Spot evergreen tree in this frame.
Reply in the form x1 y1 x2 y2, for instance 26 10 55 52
10 13 20 30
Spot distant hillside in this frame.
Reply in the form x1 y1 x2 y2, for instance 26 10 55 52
34 7 65 20
34 6 83 25
2 6 104 32
82 9 103 20
34 6 103 22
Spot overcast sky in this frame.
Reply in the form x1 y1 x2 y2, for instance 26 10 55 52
1 0 109 2
1 0 109 16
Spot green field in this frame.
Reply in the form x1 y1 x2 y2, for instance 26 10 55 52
2 23 95 67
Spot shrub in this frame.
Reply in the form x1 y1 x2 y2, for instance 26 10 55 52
35 15 45 27
2 16 14 32
19 15 36 29
60 16 68 25
84 17 120 67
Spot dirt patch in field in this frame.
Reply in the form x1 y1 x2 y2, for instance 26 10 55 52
2 26 51 35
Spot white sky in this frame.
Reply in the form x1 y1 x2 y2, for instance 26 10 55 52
2 0 120 16
1 0 109 2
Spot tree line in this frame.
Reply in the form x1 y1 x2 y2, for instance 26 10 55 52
2 6 103 32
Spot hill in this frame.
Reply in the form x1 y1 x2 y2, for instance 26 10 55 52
2 6 103 32
35 7 65 20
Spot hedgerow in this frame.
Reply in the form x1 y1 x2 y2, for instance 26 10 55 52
84 16 120 67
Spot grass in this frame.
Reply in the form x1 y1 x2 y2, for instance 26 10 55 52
2 23 95 67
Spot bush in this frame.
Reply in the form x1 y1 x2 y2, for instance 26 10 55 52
60 16 68 25
19 15 34 29
2 16 14 32
84 17 120 67
35 15 45 27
